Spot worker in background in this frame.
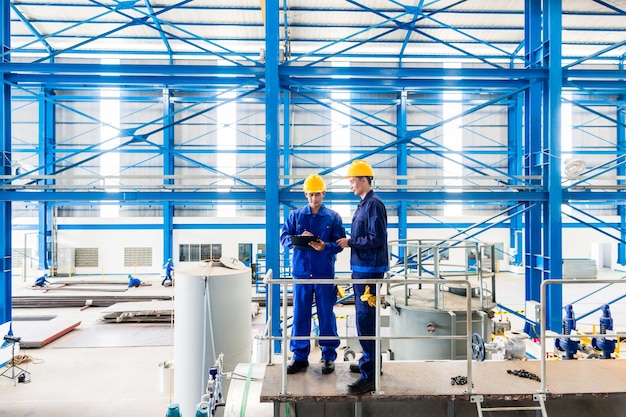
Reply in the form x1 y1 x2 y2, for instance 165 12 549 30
34 273 50 287
128 274 142 288
162 258 174 286
280 174 346 375
337 160 389 395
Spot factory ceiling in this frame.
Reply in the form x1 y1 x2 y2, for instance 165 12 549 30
7 0 626 66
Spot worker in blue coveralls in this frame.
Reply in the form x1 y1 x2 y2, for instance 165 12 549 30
337 160 389 395
128 274 142 288
34 273 50 287
280 174 346 375
162 258 174 286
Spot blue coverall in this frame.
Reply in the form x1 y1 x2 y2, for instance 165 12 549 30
128 275 141 288
280 204 346 363
347 190 388 381
162 260 174 285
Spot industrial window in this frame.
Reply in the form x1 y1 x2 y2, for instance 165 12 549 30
75 248 99 267
124 247 153 267
238 243 252 264
179 244 222 262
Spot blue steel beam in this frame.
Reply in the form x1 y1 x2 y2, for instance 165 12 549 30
283 84 532 192
162 88 174 262
543 0 564 332
397 1 424 66
523 0 544 336
28 0 185 62
0 0 11 324
618 92 626 264
2 63 552 91
264 0 282 353
8 6 115 58
3 81 266 192
0 62 265 77
509 93 524 266
39 88 56 272
28 0 239 65
296 0 414 66
343 0 513 69
9 2 53 54
281 90 292 281
99 0 259 66
562 211 626 245
144 0 173 58
397 91 408 246
352 0 508 69
0 190 550 203
562 93 626 129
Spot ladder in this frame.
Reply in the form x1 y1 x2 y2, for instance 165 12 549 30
471 394 548 417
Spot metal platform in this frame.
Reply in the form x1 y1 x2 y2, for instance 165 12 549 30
259 360 626 416
261 360 626 401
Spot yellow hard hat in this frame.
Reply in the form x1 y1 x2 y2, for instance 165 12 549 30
345 160 374 177
303 174 326 193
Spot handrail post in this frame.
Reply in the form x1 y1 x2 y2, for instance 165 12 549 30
373 279 383 395
263 269 274 365
281 275 289 396
465 279 474 395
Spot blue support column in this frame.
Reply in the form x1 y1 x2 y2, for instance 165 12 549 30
523 0 544 337
38 88 56 273
0 0 11 323
397 91 408 250
543 0 564 332
264 0 282 353
509 93 523 267
617 92 626 265
281 92 291 277
163 88 175 261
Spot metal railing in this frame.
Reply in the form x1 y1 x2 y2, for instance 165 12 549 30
539 278 626 393
387 239 497 311
263 270 477 397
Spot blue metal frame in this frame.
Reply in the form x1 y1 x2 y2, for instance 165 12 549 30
543 0 564 332
2 1 626 337
1 0 11 324
38 87 56 272
264 0 282 353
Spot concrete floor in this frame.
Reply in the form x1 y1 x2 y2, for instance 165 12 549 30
1 274 175 417
1 269 625 417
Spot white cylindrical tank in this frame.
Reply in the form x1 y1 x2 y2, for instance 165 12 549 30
174 260 251 417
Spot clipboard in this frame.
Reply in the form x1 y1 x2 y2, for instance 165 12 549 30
290 235 321 247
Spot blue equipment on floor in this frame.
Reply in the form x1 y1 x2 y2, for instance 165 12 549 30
591 304 616 359
555 304 580 360
195 354 225 416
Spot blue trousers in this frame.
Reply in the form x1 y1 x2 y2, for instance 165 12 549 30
352 272 383 380
291 280 339 362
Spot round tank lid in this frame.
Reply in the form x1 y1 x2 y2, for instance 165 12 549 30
176 260 249 276
220 256 248 270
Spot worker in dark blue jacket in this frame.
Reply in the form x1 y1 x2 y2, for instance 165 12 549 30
337 159 388 395
280 174 346 375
